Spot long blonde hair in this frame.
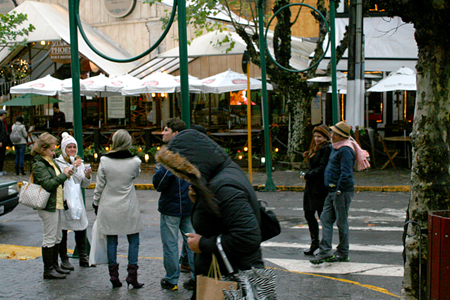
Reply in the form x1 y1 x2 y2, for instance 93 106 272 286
30 132 58 156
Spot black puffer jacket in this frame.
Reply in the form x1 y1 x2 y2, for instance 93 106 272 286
159 129 264 276
303 143 332 211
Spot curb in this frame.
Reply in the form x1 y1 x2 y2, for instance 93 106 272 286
17 182 410 192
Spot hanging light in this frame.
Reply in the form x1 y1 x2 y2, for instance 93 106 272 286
151 93 156 97
157 146 161 150
94 153 98 160
105 146 110 151
244 147 248 152
275 148 279 152
144 153 150 163
40 40 46 45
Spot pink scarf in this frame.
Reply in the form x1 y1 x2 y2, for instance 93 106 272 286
332 137 371 171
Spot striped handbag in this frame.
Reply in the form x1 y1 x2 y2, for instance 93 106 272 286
19 172 51 209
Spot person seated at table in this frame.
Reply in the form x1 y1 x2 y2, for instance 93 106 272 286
52 104 66 130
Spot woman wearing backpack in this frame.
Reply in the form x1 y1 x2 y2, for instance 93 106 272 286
11 115 28 175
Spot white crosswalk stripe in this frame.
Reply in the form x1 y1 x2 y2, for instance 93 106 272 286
264 258 404 277
262 241 403 253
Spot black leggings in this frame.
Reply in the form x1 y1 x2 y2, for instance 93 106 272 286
304 208 323 241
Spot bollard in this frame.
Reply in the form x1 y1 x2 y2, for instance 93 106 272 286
427 210 450 300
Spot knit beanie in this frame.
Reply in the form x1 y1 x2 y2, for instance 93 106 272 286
313 124 331 140
61 132 77 158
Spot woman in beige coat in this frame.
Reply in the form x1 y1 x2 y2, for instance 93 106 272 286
93 129 144 289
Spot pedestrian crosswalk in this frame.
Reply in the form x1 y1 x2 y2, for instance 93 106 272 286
264 258 404 277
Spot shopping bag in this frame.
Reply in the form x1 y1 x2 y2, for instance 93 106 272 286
196 254 238 300
89 220 108 265
64 177 83 220
223 268 277 300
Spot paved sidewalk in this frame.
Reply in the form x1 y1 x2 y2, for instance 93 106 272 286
4 167 412 192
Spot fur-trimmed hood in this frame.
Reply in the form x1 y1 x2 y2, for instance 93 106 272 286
155 129 231 184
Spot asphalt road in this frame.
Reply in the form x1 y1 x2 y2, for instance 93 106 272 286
0 189 409 299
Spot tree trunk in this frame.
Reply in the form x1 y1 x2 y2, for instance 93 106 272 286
403 44 450 300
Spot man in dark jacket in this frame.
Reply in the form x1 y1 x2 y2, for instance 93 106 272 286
311 121 355 264
153 118 195 291
0 109 9 175
52 104 65 130
155 129 264 298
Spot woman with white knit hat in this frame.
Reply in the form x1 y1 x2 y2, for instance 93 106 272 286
55 132 93 269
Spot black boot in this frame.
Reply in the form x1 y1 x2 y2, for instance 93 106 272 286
75 231 90 267
108 263 122 288
303 240 320 255
42 247 66 279
53 244 71 274
15 167 19 176
20 168 26 175
125 264 144 289
60 230 75 270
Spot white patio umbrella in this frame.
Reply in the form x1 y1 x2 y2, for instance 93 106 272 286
191 69 273 94
61 73 124 97
307 72 347 94
367 67 416 92
174 75 202 94
106 74 140 93
121 72 180 96
10 74 64 96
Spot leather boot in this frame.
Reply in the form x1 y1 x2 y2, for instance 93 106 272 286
108 263 122 288
15 167 19 176
53 244 71 274
60 230 74 270
20 167 26 175
75 230 90 267
42 247 66 279
125 264 144 289
304 240 320 255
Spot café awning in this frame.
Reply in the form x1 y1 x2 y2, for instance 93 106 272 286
0 1 138 76
2 93 62 106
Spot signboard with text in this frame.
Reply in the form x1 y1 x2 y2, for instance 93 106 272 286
108 96 125 119
49 41 71 64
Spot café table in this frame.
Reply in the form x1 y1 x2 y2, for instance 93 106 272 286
381 135 411 169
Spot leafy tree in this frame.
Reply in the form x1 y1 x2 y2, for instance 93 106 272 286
371 0 450 299
146 0 377 159
0 11 35 81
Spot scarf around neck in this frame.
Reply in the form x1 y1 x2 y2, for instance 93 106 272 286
304 140 328 159
332 137 371 171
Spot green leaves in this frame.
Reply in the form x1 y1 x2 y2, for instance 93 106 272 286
0 11 35 50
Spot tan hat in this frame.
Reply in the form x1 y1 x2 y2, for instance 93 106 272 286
330 121 351 138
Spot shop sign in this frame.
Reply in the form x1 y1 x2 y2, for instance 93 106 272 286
49 41 71 64
108 95 125 119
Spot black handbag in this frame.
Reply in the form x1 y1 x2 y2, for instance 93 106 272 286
258 200 281 241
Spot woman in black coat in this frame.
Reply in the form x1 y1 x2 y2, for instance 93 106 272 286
155 129 264 298
301 124 332 255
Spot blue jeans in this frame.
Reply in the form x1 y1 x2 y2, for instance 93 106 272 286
107 233 140 266
319 191 354 257
160 214 195 283
14 144 26 169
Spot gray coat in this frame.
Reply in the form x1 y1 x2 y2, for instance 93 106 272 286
11 122 28 145
93 153 143 235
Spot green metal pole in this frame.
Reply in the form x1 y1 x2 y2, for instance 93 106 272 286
177 0 190 128
68 0 87 258
68 0 83 155
330 0 339 124
258 0 277 191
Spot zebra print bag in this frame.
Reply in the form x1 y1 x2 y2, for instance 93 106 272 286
217 236 277 300
223 267 277 300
